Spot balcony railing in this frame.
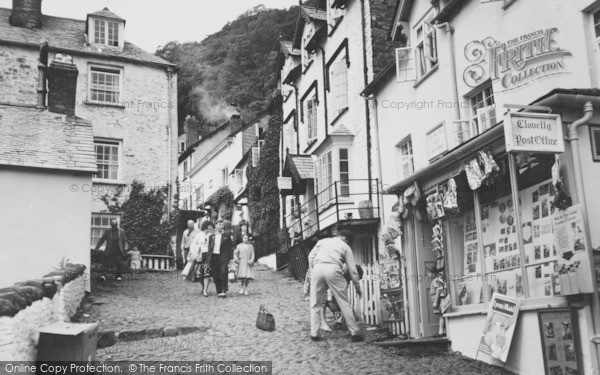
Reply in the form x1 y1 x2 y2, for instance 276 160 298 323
285 179 380 240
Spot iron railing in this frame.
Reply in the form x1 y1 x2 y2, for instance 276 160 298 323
284 179 380 240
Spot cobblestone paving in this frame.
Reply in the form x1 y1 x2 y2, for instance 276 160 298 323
82 265 514 375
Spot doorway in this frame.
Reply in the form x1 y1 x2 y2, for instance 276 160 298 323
414 219 440 337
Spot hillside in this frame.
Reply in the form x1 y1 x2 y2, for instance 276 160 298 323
155 5 299 132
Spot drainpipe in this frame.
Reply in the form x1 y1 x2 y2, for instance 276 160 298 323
290 82 301 153
567 101 600 370
316 46 329 137
166 67 174 220
360 0 373 200
435 22 460 120
37 41 48 109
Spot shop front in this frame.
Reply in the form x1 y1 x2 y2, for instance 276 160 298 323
387 95 600 374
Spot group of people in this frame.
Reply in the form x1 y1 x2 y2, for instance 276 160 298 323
181 219 255 298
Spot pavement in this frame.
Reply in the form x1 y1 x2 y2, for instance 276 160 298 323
80 264 515 375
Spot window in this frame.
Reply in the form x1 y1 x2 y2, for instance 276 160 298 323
395 47 416 82
233 169 243 191
179 141 186 153
183 160 189 174
307 96 318 141
89 66 121 104
90 214 119 249
93 18 120 47
252 146 260 167
415 19 437 77
339 148 349 197
397 138 414 179
330 56 348 119
590 126 600 162
195 185 204 207
316 151 333 204
94 139 120 181
302 27 315 68
469 84 497 135
221 167 229 187
182 198 189 210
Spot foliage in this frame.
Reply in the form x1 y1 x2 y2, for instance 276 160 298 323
246 107 281 237
101 180 176 255
206 186 235 219
155 5 299 132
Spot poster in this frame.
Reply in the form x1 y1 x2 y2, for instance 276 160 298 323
379 259 402 290
478 293 522 362
538 309 581 375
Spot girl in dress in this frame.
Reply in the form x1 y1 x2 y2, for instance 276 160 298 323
233 234 255 295
189 221 214 296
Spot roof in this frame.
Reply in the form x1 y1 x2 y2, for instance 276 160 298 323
432 0 468 24
0 106 97 173
0 8 175 68
285 154 315 180
292 6 327 49
281 41 301 57
87 7 125 21
361 60 396 96
330 125 353 136
534 88 600 103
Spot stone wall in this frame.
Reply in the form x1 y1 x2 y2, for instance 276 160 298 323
0 264 87 361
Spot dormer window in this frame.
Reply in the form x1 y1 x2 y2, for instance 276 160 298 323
87 8 125 49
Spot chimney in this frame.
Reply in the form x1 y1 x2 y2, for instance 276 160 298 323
9 0 43 28
46 54 78 116
183 115 201 146
228 103 243 134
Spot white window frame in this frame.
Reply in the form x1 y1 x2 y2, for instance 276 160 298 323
396 47 416 82
329 55 348 119
233 168 243 192
90 213 120 249
397 137 415 179
338 148 350 197
316 150 334 205
91 17 122 48
221 167 229 187
468 84 497 135
94 138 121 182
88 65 123 104
195 185 204 208
306 96 318 142
414 17 438 78
302 26 315 68
179 140 186 153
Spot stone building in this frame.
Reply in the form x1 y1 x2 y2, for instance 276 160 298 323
0 0 178 253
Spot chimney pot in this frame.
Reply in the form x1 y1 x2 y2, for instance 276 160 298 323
47 55 78 116
9 0 43 29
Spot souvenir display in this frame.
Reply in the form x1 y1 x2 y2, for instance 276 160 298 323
426 192 445 221
443 178 460 215
465 158 484 190
538 309 582 375
478 294 522 362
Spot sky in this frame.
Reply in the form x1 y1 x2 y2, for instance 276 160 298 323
0 0 299 52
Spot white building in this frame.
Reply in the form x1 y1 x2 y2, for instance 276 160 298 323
363 0 600 373
278 0 400 326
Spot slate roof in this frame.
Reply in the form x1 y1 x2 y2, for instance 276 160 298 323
0 8 175 68
287 154 314 180
0 106 97 173
87 7 125 21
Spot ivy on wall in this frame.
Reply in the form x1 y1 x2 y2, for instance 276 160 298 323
101 180 177 255
246 104 281 237
206 186 235 220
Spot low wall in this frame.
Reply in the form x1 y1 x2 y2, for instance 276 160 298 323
0 264 87 361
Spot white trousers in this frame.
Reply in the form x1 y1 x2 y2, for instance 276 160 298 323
310 263 360 336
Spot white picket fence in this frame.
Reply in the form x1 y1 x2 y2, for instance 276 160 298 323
348 264 380 325
141 254 174 272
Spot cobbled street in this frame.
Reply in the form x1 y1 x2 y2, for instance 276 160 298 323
81 265 515 375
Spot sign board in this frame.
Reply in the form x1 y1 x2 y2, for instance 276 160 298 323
277 177 292 190
477 293 521 362
538 309 582 375
427 122 448 160
504 112 564 154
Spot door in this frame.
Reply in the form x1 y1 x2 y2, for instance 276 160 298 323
415 220 440 337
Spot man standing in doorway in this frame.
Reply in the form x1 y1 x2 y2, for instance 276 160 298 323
181 220 199 266
208 219 233 298
95 219 128 281
309 227 363 342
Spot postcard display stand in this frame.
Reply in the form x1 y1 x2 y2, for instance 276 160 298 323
468 179 593 299
538 309 582 375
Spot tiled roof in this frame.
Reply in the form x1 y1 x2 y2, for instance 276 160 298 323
0 106 97 173
87 7 125 21
0 8 175 68
289 155 314 180
301 6 328 22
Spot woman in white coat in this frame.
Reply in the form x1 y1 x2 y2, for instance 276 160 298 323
233 234 255 295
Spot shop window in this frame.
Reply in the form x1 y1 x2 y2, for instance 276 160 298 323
590 126 600 162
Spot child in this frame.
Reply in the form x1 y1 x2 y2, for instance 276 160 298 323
430 270 447 337
325 264 364 328
127 246 142 278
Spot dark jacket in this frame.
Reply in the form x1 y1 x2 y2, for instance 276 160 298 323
95 227 127 256
207 233 233 262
